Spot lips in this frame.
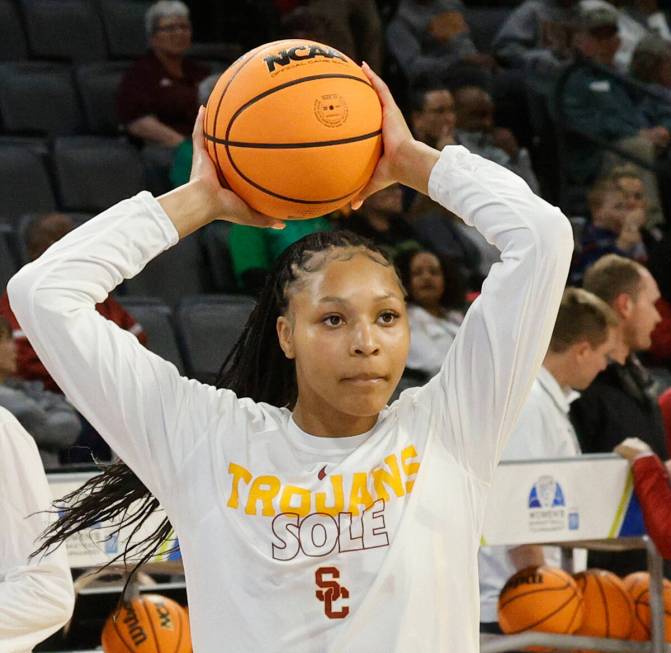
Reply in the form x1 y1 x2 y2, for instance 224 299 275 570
341 374 387 384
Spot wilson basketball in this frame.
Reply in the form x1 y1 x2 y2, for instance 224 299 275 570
203 39 382 219
498 566 584 635
101 593 190 652
624 572 671 641
573 569 633 639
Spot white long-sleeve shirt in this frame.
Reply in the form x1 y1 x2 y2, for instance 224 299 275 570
7 146 573 652
0 408 74 652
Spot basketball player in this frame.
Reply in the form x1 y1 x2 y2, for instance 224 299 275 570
0 407 74 650
8 65 573 651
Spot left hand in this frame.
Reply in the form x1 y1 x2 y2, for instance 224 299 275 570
614 437 652 462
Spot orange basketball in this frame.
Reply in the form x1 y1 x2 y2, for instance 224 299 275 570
101 594 191 652
203 39 382 219
624 572 671 641
573 569 633 639
498 566 584 636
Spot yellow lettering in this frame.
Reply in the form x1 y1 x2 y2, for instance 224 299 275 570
372 454 405 501
401 445 420 493
315 475 345 516
348 472 374 516
245 475 281 516
227 463 252 509
280 485 311 517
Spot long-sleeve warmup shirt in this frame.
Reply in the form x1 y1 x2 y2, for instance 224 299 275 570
8 146 573 652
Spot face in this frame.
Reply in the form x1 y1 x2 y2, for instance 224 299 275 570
0 334 17 378
412 90 456 145
593 190 628 231
623 269 662 352
570 327 618 390
408 252 445 311
574 27 620 66
277 250 409 422
455 88 495 133
615 176 647 213
364 184 403 216
28 214 76 260
150 14 192 58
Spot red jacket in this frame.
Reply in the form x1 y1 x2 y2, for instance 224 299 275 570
632 454 671 559
0 291 147 393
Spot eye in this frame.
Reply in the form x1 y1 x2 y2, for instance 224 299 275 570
322 314 344 327
378 310 400 325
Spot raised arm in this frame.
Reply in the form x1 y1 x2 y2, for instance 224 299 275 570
0 409 74 649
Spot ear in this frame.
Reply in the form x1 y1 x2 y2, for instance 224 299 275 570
276 315 295 360
612 293 633 320
572 340 592 362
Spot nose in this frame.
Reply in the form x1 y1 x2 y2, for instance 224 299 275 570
350 321 380 356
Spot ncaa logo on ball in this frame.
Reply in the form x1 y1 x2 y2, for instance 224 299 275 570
314 94 348 127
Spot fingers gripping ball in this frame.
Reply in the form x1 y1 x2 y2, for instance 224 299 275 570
573 569 634 640
203 39 382 219
498 566 584 636
101 594 191 652
624 572 671 641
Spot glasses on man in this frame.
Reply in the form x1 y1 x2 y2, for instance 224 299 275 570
155 21 192 34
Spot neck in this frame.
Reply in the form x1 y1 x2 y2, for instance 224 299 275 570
542 352 573 389
292 397 378 437
419 302 443 318
154 49 183 76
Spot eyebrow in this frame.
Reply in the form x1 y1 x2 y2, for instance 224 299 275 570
318 293 402 304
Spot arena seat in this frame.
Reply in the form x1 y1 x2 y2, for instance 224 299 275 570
16 212 93 264
463 7 512 53
188 42 242 65
200 222 238 293
20 0 107 62
53 136 146 212
75 62 129 134
176 295 255 383
124 232 209 308
0 144 56 223
0 63 84 135
0 225 18 290
117 296 185 374
97 0 151 59
0 0 28 61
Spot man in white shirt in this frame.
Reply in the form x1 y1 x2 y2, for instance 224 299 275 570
479 287 618 632
0 407 74 652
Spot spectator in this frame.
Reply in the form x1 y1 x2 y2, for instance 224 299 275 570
0 317 80 468
386 0 495 86
395 247 466 377
493 0 578 74
452 84 541 193
562 3 667 223
570 178 646 282
345 184 420 259
117 1 209 191
630 34 671 130
0 407 74 649
480 287 618 635
407 83 499 284
0 213 148 394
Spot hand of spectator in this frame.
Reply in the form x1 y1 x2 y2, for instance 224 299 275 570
492 128 519 159
616 213 643 251
436 122 456 149
460 53 498 71
614 437 652 462
640 126 671 148
428 11 468 44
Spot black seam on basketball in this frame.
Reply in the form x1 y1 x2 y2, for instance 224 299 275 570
611 578 636 631
111 611 136 653
594 574 610 637
142 599 161 653
543 568 571 588
506 590 579 634
499 584 574 610
566 593 584 633
204 128 382 149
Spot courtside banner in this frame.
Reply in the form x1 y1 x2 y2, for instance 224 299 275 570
480 454 644 547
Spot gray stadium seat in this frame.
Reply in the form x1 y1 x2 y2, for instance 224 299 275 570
117 296 185 374
0 225 18 290
75 62 129 134
124 232 208 307
0 63 84 135
200 222 237 293
0 144 56 223
16 212 93 264
53 136 146 212
98 0 151 59
20 0 107 62
176 295 255 383
0 0 28 61
188 42 241 65
463 7 512 53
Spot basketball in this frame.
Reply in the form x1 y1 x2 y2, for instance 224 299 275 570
203 39 382 219
573 569 633 639
498 566 584 635
101 594 190 652
624 572 671 641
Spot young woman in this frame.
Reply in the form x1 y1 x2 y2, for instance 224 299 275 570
8 65 573 652
395 248 466 377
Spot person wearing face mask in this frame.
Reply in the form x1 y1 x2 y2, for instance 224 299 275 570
452 84 540 194
395 248 467 378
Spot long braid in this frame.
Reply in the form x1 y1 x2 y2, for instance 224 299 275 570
34 230 393 585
